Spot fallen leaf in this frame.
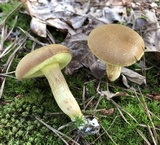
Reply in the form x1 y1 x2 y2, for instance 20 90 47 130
143 10 160 52
121 67 146 85
102 90 129 100
30 17 46 37
99 108 114 115
147 94 160 101
21 0 158 85
21 0 127 37
0 0 9 3
121 74 130 88
90 60 106 79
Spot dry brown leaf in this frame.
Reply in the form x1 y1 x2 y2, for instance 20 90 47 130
99 108 114 115
143 10 160 52
21 0 127 37
147 94 160 101
102 90 129 100
121 74 130 88
90 60 106 79
63 32 96 75
124 8 160 53
127 9 160 63
30 17 46 37
121 67 146 85
21 0 160 85
0 0 9 3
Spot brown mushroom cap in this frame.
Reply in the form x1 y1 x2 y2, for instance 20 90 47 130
88 24 145 66
16 44 72 80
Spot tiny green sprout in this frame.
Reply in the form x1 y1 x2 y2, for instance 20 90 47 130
5 114 10 119
22 112 28 117
27 125 34 131
16 130 24 137
12 127 18 133
74 116 86 128
1 119 8 125
28 137 34 142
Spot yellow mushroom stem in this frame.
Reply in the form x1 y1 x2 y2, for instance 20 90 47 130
41 63 84 121
106 64 122 81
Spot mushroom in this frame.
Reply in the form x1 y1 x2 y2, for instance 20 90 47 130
15 44 100 135
88 24 145 81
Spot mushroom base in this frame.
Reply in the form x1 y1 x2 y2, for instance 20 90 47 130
77 116 100 136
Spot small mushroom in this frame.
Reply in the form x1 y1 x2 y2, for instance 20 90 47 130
15 44 100 135
88 24 145 81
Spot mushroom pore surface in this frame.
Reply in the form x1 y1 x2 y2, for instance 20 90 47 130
88 24 145 66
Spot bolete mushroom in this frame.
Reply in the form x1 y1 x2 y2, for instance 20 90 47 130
88 24 145 81
15 44 100 135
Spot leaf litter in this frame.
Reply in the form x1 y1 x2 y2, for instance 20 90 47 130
20 0 160 85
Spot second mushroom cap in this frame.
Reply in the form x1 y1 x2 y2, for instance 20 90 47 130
88 24 145 66
88 24 145 81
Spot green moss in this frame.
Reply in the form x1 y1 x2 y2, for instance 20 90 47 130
0 1 31 29
0 88 68 144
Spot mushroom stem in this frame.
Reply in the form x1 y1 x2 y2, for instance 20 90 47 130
41 63 100 135
106 64 122 81
41 63 84 122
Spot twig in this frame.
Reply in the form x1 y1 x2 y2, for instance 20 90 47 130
0 3 22 28
107 115 119 131
135 87 158 145
17 27 47 46
0 13 18 55
92 115 119 143
101 124 118 145
0 72 16 79
147 125 157 145
0 36 27 98
83 95 96 111
0 25 7 53
149 111 160 122
110 99 139 124
0 40 17 58
117 107 131 125
46 29 55 44
93 80 104 113
82 85 86 111
5 15 19 41
136 129 151 145
138 124 160 131
44 112 64 116
93 93 104 114
3 37 27 70
0 53 14 98
57 122 74 131
35 117 80 145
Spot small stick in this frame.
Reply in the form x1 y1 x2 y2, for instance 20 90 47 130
35 117 80 145
136 129 151 145
135 87 158 144
101 125 118 145
148 125 157 145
